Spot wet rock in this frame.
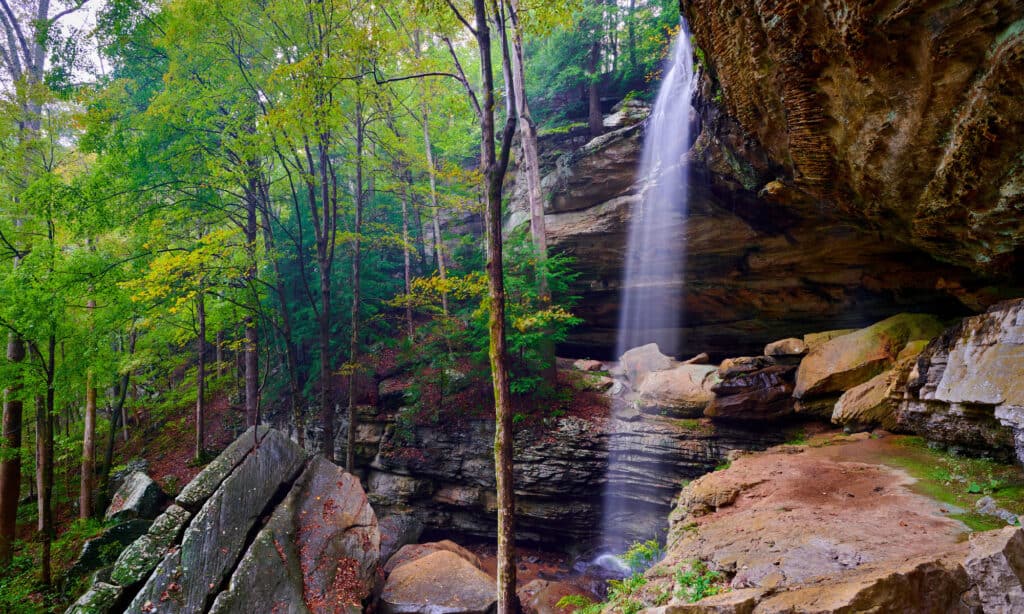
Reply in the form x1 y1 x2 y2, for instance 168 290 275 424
208 457 379 614
681 352 710 365
541 122 643 214
637 364 719 417
110 505 191 588
975 496 1020 526
105 471 168 522
64 582 122 614
794 313 944 400
68 520 151 579
380 550 496 614
706 365 795 422
620 343 675 387
129 429 307 613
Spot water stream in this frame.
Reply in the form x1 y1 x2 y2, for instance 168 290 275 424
600 19 698 560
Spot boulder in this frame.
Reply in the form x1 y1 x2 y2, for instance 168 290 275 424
637 364 719 417
367 470 433 502
794 313 944 400
764 337 807 358
706 365 795 422
832 348 923 432
383 539 483 575
681 352 710 365
803 329 856 353
208 457 379 614
517 579 600 614
620 343 675 387
896 299 1024 459
104 471 167 522
573 359 604 372
64 582 122 614
962 527 1024 611
175 424 270 511
67 520 151 579
717 356 775 379
110 504 191 588
380 550 496 614
129 429 307 613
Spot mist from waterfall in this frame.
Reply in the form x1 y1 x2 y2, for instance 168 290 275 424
601 20 698 556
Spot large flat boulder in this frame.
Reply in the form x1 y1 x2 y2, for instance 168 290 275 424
380 550 496 614
105 471 168 522
794 313 944 399
620 343 676 387
637 364 719 417
706 364 795 422
208 457 379 614
128 429 307 613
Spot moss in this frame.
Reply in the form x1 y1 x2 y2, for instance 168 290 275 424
880 435 1024 529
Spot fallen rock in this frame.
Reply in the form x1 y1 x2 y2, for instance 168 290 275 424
637 364 719 417
128 429 307 613
975 496 1020 526
620 343 676 387
832 347 922 432
104 471 167 522
802 329 857 353
573 359 604 372
706 365 795 422
681 352 710 365
208 457 379 614
383 539 483 575
717 356 776 379
110 504 190 588
764 337 807 358
67 520 151 580
518 579 599 614
380 550 496 614
175 425 270 511
65 582 122 614
963 527 1024 611
794 313 944 400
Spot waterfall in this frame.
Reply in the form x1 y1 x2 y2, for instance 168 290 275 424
601 20 698 556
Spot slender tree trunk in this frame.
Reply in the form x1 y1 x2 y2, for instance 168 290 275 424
417 86 449 315
37 334 56 585
0 334 23 566
215 330 224 377
401 175 415 341
471 0 518 609
587 4 605 138
79 373 96 519
627 0 636 73
99 371 129 511
259 197 304 447
195 288 206 461
244 189 259 428
346 119 365 473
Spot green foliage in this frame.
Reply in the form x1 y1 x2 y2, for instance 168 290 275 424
674 559 726 603
622 539 664 573
555 594 604 614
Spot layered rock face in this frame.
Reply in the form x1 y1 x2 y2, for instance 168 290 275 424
683 0 1024 276
67 427 380 614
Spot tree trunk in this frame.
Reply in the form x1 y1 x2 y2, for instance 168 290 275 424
401 174 415 341
79 373 96 519
37 334 56 585
99 371 130 511
259 194 305 447
215 330 224 377
0 330 24 567
195 288 206 462
346 118 365 473
587 5 604 138
244 188 260 428
470 0 519 610
627 0 637 73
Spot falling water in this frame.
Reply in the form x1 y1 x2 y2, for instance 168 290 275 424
600 20 698 559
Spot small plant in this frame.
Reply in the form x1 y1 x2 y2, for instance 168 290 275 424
714 460 731 472
555 594 603 614
674 560 726 603
786 429 808 445
622 539 664 573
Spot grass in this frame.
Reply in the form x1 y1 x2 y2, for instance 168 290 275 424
881 436 1024 530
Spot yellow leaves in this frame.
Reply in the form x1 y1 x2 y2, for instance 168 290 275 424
512 305 578 333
